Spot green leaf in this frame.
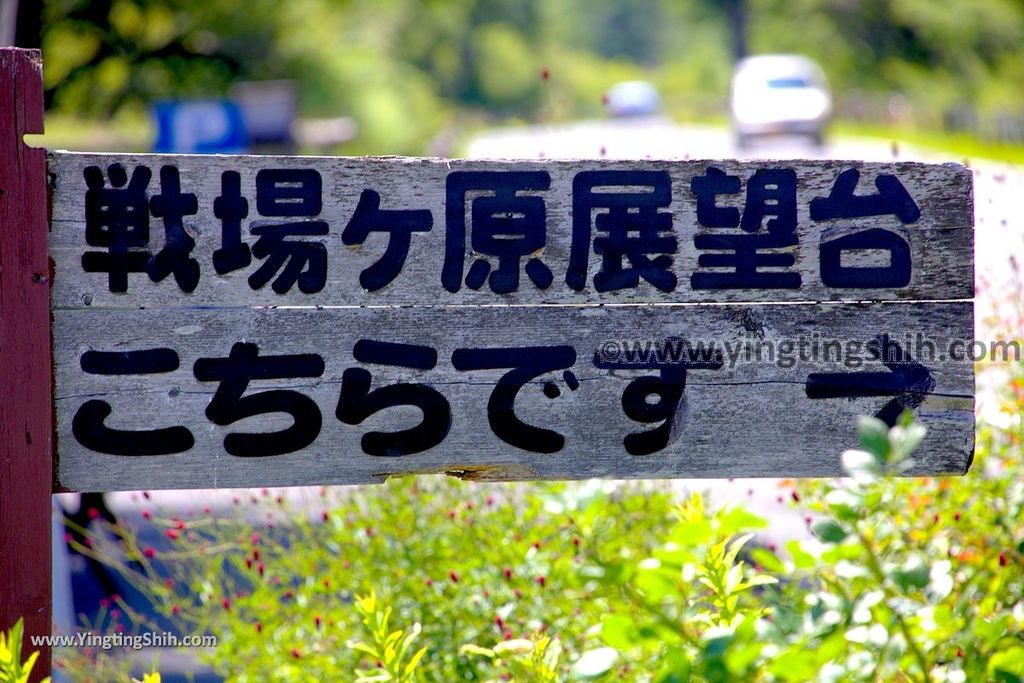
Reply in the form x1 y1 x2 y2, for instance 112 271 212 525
404 646 427 676
989 646 1024 678
857 416 891 460
654 647 692 683
749 548 785 573
493 639 534 657
601 614 640 650
350 642 381 659
573 647 619 679
768 648 819 681
786 540 817 569
811 519 848 544
717 506 768 535
459 643 496 659
841 449 880 479
891 558 930 591
824 489 863 521
724 534 755 567
891 421 927 461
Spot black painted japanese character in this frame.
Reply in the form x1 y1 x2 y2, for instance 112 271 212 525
336 340 451 456
82 164 153 293
451 346 577 453
213 170 252 275
72 349 194 455
342 190 433 291
443 171 553 294
193 342 325 457
594 339 724 455
568 171 675 292
147 166 200 292
811 168 917 288
249 169 328 294
690 167 800 289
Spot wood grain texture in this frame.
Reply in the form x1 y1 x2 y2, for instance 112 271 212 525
48 153 973 308
0 48 51 679
54 302 973 492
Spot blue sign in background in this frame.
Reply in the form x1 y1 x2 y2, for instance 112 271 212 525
152 100 249 154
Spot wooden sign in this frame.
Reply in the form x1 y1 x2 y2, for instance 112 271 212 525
49 153 974 307
47 153 975 490
0 47 978 664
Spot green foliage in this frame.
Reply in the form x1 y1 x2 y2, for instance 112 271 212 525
461 635 564 682
39 0 1024 154
0 619 49 683
348 591 427 682
65 379 1024 681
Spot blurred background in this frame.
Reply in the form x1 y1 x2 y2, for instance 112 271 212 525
3 0 1023 160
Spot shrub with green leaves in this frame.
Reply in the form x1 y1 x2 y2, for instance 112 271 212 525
1 619 50 683
63 374 1024 681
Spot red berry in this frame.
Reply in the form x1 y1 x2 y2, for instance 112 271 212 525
88 508 99 520
221 597 231 611
143 548 156 558
449 571 459 583
540 67 550 80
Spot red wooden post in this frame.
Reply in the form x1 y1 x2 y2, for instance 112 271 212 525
0 48 52 680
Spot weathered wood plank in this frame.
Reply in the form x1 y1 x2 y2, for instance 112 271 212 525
48 153 973 308
54 302 973 491
0 47 52 679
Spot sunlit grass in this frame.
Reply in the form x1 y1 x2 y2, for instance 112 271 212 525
833 121 1024 165
27 111 153 153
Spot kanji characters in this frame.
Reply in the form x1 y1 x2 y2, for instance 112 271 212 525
568 170 676 292
82 164 153 293
690 167 801 289
811 168 917 288
148 166 200 292
443 171 553 294
248 169 329 294
212 170 251 275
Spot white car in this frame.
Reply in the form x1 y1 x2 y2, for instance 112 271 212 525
730 55 832 148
